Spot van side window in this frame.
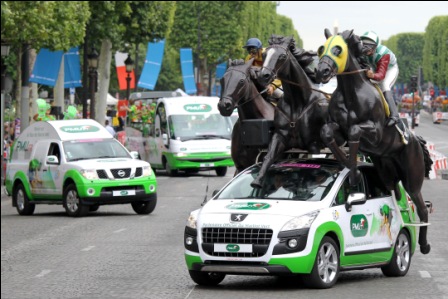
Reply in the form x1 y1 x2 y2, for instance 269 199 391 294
48 143 61 164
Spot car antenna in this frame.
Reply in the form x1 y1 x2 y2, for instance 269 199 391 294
201 175 210 206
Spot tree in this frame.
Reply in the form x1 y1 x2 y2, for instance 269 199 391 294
423 16 448 89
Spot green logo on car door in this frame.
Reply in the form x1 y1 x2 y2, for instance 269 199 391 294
350 215 369 237
226 244 240 252
120 191 128 195
183 104 212 112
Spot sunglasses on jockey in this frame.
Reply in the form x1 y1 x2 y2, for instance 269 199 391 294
362 41 377 55
246 47 259 55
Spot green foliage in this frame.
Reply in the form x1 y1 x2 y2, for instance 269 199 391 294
423 16 448 89
2 1 90 50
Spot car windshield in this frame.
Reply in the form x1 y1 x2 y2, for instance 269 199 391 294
63 139 131 162
216 161 342 201
168 114 232 141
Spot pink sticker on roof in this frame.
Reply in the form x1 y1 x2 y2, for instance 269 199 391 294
279 163 321 168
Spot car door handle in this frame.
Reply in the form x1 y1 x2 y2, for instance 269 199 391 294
42 168 48 172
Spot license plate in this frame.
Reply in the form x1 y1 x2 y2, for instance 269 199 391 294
214 244 252 253
200 163 214 167
113 190 136 196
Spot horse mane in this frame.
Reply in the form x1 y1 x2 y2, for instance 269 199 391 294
229 59 245 67
268 34 295 49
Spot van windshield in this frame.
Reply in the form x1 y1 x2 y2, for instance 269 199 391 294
63 139 131 162
168 114 232 141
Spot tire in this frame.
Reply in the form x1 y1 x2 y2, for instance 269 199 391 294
63 183 89 217
215 167 227 177
381 230 412 277
165 160 178 176
89 204 100 212
304 236 340 289
188 270 225 286
14 183 35 215
131 195 157 215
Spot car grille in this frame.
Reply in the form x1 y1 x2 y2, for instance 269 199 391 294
202 227 273 257
96 168 143 179
110 168 131 178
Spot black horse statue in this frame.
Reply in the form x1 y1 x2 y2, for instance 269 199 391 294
218 58 275 175
251 35 329 188
315 29 433 254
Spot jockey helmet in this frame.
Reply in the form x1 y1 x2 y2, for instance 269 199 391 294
243 38 262 49
360 31 379 46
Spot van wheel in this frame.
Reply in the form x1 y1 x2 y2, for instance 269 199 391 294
215 167 227 177
131 195 157 215
165 161 178 176
381 230 412 277
304 236 340 289
14 183 35 215
188 270 225 286
63 184 89 217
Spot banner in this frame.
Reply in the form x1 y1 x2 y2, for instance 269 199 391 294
29 48 64 87
138 40 165 90
64 47 82 88
211 62 227 96
115 52 135 91
180 48 197 95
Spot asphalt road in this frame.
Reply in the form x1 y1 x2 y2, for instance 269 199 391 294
1 111 447 299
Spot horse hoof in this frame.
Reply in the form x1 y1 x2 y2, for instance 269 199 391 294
420 243 431 254
251 181 262 189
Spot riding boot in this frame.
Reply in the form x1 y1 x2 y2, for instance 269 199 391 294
384 91 399 127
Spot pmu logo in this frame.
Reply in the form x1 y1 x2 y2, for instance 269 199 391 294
61 125 100 133
350 215 368 237
183 104 212 112
226 244 240 252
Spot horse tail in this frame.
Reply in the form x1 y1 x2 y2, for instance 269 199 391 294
416 135 433 178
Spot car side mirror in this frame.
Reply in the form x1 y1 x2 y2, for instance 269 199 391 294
162 133 168 146
345 192 366 212
130 151 140 159
46 155 59 165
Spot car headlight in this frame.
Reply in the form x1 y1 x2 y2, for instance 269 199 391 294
186 210 199 229
175 152 187 157
80 169 99 180
280 211 320 232
142 166 152 177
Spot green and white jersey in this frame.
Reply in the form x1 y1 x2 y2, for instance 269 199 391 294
367 44 397 70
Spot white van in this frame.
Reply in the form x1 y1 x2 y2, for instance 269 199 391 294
4 119 157 217
126 96 234 176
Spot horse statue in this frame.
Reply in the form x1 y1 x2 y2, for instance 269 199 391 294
315 28 433 254
218 58 275 175
251 35 329 188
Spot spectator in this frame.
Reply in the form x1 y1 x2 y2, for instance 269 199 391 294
105 119 116 138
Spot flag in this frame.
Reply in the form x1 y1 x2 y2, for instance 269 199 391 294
138 40 165 90
212 62 227 96
29 48 64 87
64 47 82 88
180 48 197 95
115 52 135 91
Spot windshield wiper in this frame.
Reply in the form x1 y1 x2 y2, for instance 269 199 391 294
182 135 230 141
69 157 90 162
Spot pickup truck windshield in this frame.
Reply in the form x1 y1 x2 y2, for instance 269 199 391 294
63 139 130 162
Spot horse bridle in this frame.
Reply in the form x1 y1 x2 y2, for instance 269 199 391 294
223 67 267 109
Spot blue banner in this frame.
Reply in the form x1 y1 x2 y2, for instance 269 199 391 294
29 48 64 87
64 47 82 88
138 40 165 90
180 48 197 95
211 62 227 96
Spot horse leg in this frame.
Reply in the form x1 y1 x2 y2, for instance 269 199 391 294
321 123 350 167
347 125 363 186
251 134 286 188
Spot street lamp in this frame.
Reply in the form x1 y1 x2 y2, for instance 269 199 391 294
87 47 99 120
124 54 134 101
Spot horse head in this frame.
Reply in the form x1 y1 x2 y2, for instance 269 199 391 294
259 35 296 87
316 29 364 84
218 58 258 117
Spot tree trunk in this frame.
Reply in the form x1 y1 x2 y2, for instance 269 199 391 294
96 39 112 126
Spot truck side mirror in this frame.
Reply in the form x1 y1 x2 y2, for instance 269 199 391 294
46 155 59 165
162 133 168 146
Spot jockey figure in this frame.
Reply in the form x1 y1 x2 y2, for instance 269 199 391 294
360 31 400 127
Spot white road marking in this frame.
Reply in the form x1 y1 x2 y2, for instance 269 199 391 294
35 269 52 278
419 270 431 278
184 286 195 299
81 246 95 252
113 228 127 233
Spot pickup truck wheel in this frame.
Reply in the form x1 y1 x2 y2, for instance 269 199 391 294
304 236 339 289
188 270 225 286
131 195 157 215
381 230 411 277
215 167 227 177
165 161 178 176
14 183 35 215
63 184 89 217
